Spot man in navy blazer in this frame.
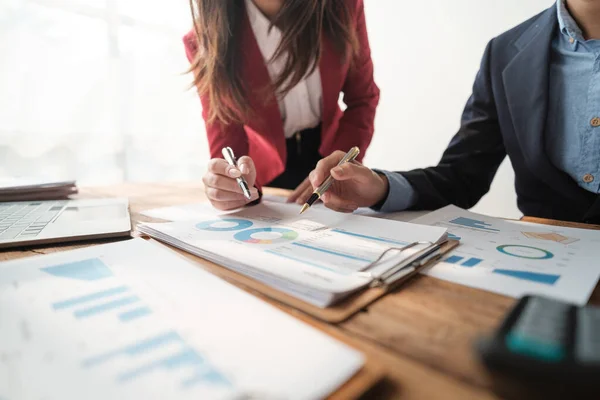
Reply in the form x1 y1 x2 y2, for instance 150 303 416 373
308 0 600 224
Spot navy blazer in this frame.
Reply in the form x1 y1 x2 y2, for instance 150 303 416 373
399 6 600 223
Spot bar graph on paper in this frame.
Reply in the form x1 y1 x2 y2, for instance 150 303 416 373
43 258 153 323
39 258 232 391
448 217 500 232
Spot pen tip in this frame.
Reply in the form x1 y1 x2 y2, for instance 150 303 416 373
299 204 309 215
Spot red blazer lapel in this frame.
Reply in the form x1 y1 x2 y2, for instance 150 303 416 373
319 36 342 128
318 35 349 155
239 10 286 164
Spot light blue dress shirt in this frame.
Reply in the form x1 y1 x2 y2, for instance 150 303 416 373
376 0 600 213
546 0 600 193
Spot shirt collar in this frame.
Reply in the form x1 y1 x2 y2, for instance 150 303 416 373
556 0 584 46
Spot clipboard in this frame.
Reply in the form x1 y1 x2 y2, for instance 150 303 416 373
150 238 459 324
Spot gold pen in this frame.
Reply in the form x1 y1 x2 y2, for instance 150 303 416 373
300 146 360 214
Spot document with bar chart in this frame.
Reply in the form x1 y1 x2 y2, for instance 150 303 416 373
0 239 364 400
412 205 600 304
138 202 448 308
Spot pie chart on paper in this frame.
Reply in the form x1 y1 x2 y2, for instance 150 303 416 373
234 228 299 245
196 219 253 232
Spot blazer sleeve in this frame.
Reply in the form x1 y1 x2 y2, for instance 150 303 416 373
400 39 507 210
183 32 249 164
333 0 380 159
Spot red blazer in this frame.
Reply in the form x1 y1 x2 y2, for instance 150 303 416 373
183 0 379 187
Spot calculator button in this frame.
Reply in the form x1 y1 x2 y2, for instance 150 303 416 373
505 297 570 362
576 307 600 363
506 333 565 362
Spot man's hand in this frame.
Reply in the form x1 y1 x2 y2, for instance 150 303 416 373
308 151 389 213
287 177 314 204
202 156 260 210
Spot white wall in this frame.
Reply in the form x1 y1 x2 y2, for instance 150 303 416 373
362 0 553 218
0 0 555 218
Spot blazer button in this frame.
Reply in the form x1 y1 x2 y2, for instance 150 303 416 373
583 174 595 183
592 117 600 127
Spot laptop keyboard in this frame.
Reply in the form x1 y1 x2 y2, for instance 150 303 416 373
0 202 66 241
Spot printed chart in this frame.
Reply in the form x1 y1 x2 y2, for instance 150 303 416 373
196 218 253 232
39 257 230 392
413 205 600 304
234 227 299 245
190 214 412 275
0 239 364 400
44 259 153 323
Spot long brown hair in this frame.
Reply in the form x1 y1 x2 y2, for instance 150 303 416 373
188 0 359 125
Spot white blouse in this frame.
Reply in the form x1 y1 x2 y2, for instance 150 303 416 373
245 0 323 138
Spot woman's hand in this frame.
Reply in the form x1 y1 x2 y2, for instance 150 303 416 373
203 156 260 210
308 151 389 213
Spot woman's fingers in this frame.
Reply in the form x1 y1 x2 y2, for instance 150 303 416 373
208 158 241 178
237 156 257 187
208 191 260 211
206 187 252 202
202 172 245 194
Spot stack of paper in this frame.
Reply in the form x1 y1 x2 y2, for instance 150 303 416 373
0 177 77 201
0 239 364 399
138 202 448 308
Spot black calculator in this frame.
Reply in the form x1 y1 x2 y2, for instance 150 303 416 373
477 295 600 400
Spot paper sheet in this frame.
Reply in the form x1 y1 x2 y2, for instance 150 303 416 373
141 197 429 223
138 202 447 306
412 205 600 305
0 239 364 400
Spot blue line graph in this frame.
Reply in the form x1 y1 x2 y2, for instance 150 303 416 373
83 331 231 388
449 217 499 232
41 258 113 281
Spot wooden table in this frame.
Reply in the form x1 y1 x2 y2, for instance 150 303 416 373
3 182 599 399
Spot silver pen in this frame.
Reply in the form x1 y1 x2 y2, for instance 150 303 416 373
221 147 252 200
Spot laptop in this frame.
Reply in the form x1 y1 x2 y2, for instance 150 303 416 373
0 198 131 249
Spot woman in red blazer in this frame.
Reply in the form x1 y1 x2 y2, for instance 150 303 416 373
184 0 379 211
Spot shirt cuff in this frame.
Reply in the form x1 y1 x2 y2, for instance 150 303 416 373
371 170 418 213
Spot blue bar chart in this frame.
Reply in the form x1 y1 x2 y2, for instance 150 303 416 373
447 233 461 241
45 259 152 323
449 217 499 232
42 258 113 281
83 331 231 389
444 255 483 268
493 269 560 285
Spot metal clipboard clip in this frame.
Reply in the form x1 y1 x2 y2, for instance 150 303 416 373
354 240 445 289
